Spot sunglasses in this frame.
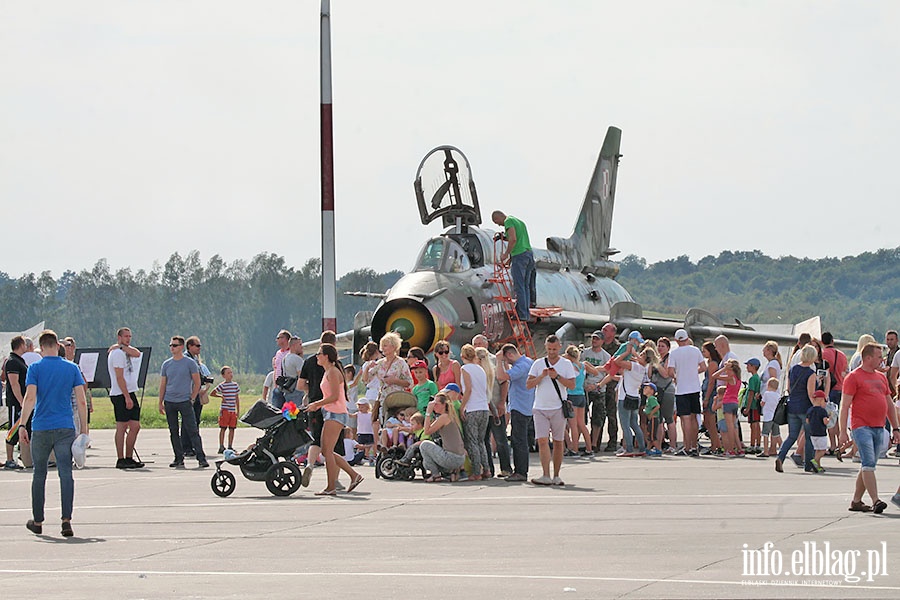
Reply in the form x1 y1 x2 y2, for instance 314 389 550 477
436 350 449 355
169 343 182 347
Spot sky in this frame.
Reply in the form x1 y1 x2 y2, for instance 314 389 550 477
2 1 899 279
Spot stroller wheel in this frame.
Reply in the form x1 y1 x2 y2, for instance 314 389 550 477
265 461 302 497
211 470 236 497
376 456 397 480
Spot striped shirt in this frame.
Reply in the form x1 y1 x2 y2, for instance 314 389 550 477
214 381 240 412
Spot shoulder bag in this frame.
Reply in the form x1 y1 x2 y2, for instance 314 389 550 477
546 358 575 419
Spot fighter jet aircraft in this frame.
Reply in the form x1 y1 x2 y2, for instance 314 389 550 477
335 126 847 359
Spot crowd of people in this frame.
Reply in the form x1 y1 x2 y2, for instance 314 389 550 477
5 322 900 537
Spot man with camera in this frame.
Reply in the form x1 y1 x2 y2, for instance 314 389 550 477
181 336 212 457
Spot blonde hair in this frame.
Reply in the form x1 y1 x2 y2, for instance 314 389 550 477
798 344 818 364
855 334 876 355
766 377 779 390
763 341 782 367
642 347 660 368
565 344 580 360
460 343 477 362
433 392 461 429
380 332 402 353
727 359 741 378
475 346 495 398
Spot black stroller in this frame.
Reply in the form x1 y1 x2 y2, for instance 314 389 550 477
374 391 427 481
210 400 312 498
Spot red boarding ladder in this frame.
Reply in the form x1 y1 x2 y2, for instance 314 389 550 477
490 238 536 358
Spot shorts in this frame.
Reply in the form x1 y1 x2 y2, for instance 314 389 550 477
568 394 586 409
218 410 237 428
722 402 739 415
675 392 701 417
659 395 675 425
357 433 375 445
323 410 350 427
533 408 566 442
746 408 761 423
810 435 828 451
851 426 885 472
110 392 141 422
761 420 781 437
348 414 358 429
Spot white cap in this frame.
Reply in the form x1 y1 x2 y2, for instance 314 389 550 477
674 328 689 341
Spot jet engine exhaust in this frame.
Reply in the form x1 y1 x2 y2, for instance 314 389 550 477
371 298 438 351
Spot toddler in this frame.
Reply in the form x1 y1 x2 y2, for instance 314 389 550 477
806 390 830 473
759 378 782 457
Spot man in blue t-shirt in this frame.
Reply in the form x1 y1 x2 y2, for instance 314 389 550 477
20 329 88 537
159 335 208 468
496 343 535 481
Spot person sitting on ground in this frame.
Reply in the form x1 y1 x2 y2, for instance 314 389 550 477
420 392 467 482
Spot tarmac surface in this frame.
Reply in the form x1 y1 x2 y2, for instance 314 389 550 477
2 427 900 599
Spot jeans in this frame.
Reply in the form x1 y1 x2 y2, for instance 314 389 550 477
777 412 813 469
166 400 206 462
510 410 533 476
617 402 645 452
484 413 512 475
180 398 203 454
31 428 76 522
463 410 490 475
270 387 286 410
510 250 536 320
851 426 886 471
419 440 465 475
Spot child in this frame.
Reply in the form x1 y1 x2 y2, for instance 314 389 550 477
210 366 240 453
396 412 431 467
642 382 663 456
806 390 830 473
380 406 405 449
344 365 359 441
759 378 782 457
713 385 728 454
411 361 439 414
713 360 743 456
594 331 644 390
743 358 762 454
355 399 376 465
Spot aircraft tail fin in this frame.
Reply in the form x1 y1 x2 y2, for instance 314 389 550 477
547 126 622 268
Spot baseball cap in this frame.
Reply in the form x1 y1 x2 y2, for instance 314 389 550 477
643 382 657 393
591 330 603 338
674 329 689 341
628 331 644 343
442 383 461 394
411 360 428 370
813 390 827 399
744 358 761 367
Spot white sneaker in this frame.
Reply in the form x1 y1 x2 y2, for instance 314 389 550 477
530 475 552 486
551 476 565 486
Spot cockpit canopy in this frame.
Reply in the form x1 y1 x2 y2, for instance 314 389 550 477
414 237 471 273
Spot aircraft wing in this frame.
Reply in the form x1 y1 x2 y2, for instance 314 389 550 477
539 304 857 353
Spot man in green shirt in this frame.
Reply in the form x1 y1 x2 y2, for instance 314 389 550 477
492 210 536 322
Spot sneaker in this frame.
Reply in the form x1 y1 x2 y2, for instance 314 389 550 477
498 471 512 478
4 460 23 470
61 521 74 537
116 458 128 469
169 460 185 468
218 445 226 454
664 447 677 455
530 475 552 486
615 449 627 457
700 447 713 455
301 465 313 488
648 448 662 457
688 449 700 457
506 473 527 482
563 449 578 457
579 450 592 458
790 454 803 468
810 459 825 473
124 457 144 469
551 476 565 486
891 493 900 510
674 448 688 456
198 461 210 468
26 519 42 535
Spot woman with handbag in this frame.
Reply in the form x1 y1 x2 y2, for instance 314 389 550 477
614 349 649 457
649 338 677 454
459 344 491 480
775 344 818 473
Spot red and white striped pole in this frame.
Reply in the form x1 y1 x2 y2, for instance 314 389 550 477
320 0 337 334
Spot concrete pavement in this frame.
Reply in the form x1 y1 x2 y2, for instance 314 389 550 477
1 428 899 599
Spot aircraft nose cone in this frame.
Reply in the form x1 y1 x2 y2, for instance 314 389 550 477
371 297 438 351
390 318 415 340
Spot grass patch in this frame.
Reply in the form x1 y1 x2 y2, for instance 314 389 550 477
89 372 267 429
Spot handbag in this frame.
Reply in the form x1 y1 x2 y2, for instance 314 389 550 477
275 374 298 393
623 394 640 411
546 358 574 419
773 395 789 426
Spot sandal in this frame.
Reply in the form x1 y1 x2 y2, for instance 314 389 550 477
315 489 337 496
347 474 364 493
425 476 445 483
469 474 482 481
848 500 872 512
449 472 459 482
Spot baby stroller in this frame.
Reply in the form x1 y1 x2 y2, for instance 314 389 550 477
374 391 427 481
211 400 312 498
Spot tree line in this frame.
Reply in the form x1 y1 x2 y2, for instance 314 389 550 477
0 251 401 375
2 247 897 374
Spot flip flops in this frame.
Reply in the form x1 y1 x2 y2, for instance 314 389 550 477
347 474 365 493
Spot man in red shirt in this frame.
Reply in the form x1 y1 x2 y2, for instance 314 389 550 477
839 343 900 514
821 332 849 452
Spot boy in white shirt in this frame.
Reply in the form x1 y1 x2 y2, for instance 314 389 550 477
759 378 782 457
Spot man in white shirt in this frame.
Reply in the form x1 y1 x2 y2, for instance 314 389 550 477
22 338 42 366
107 327 143 469
665 329 705 456
526 335 575 486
